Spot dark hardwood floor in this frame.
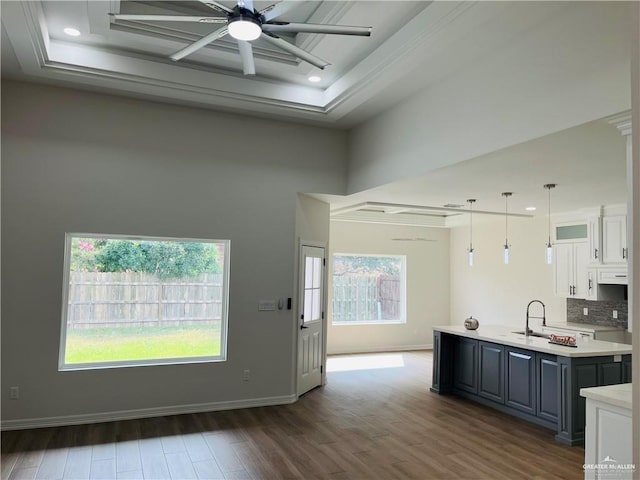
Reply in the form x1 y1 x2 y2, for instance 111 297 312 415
2 351 584 479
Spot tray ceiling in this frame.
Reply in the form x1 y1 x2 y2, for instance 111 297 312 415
2 0 488 125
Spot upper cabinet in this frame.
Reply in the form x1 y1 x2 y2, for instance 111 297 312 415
552 206 627 299
555 222 588 243
553 221 590 299
601 215 627 264
588 216 601 264
554 242 589 299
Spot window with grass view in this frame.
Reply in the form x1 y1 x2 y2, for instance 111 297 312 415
332 254 406 325
59 234 229 369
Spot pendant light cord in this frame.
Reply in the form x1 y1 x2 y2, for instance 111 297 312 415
548 187 551 245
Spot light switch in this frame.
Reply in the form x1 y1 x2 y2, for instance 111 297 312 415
613 310 618 319
583 308 588 316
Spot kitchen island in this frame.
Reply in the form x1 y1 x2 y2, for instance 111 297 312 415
431 325 632 446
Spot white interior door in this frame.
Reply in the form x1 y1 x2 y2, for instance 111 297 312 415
297 245 325 396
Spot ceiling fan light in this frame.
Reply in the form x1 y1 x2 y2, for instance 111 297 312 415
228 18 261 41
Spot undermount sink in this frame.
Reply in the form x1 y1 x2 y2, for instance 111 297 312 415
512 330 550 339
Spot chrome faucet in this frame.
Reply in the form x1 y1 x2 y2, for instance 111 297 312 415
526 300 546 336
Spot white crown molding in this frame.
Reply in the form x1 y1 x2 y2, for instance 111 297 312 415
322 1 477 116
607 111 632 136
0 394 296 431
297 1 355 53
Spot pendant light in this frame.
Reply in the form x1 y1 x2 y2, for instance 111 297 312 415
502 192 512 264
544 184 556 264
467 199 476 266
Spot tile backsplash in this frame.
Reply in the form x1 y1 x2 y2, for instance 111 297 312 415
567 298 627 328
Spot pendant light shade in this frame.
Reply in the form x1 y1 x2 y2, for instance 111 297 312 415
467 199 476 266
544 184 556 264
502 192 512 264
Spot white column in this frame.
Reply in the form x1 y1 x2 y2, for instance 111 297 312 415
630 1 639 475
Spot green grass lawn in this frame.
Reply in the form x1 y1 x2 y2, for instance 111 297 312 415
64 325 221 364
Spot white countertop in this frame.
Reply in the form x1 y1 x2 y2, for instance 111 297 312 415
546 322 626 333
580 383 632 410
434 325 633 358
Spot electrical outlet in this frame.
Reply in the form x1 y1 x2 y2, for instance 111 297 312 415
9 386 19 400
242 369 250 382
583 308 588 316
613 310 618 319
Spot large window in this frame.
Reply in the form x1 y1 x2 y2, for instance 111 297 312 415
332 254 406 325
59 234 230 370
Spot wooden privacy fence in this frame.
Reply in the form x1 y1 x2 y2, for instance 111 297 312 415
67 271 223 329
332 275 400 323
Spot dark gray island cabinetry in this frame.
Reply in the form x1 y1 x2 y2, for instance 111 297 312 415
431 326 632 446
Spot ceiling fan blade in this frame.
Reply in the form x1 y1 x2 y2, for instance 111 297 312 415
237 0 254 12
262 23 372 36
261 1 298 22
170 26 229 61
111 14 226 24
199 0 234 14
260 33 329 70
237 40 256 75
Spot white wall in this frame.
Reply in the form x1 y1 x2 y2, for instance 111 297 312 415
449 215 565 329
326 221 449 354
348 2 631 194
0 81 347 426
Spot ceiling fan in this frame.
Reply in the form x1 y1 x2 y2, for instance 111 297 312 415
110 0 372 75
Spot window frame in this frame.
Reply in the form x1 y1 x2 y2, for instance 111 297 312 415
331 253 407 326
58 232 230 371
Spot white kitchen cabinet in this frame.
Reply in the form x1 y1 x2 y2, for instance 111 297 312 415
597 268 628 285
554 242 589 299
588 216 601 264
602 215 627 264
586 269 598 300
581 384 633 480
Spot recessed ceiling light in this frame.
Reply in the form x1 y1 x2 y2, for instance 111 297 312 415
308 76 321 83
63 27 81 37
525 206 537 211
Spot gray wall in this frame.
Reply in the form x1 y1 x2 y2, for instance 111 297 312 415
347 2 630 194
1 81 347 424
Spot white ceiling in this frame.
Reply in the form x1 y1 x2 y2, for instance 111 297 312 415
1 1 632 220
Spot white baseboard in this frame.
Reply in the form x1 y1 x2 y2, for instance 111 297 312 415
327 344 432 355
1 394 297 431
